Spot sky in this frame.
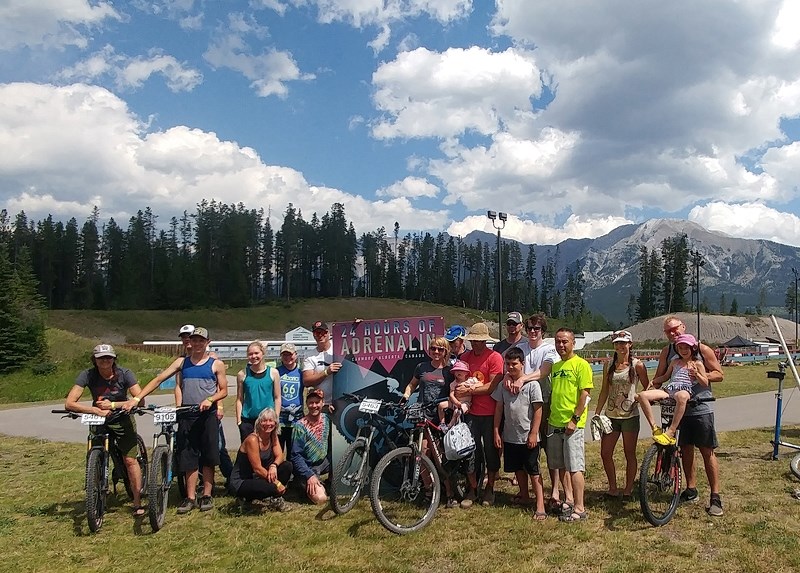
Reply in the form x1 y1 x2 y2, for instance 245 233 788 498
1 0 800 247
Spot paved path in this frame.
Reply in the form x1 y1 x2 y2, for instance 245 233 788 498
3 383 800 448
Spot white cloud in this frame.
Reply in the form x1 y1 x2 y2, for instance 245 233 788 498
371 46 542 139
377 176 440 199
0 82 444 233
772 0 800 50
203 13 314 97
131 0 203 29
0 0 121 50
447 213 632 244
57 45 203 92
689 201 800 247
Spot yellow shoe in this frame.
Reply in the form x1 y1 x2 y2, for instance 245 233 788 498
652 426 663 436
653 433 677 446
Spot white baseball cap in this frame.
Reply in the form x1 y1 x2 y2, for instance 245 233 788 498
178 324 195 336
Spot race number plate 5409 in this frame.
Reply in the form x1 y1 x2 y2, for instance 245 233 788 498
81 414 106 425
359 399 382 414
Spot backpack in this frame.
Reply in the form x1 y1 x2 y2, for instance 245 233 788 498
443 421 476 460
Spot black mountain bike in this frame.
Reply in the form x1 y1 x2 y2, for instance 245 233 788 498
146 405 199 531
52 408 148 533
369 399 470 535
639 396 715 526
331 393 412 515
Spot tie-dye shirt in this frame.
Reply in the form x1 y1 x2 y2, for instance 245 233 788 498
291 414 330 480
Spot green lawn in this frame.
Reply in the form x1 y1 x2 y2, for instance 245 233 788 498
1 427 799 572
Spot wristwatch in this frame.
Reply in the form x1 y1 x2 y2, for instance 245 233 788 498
571 414 581 423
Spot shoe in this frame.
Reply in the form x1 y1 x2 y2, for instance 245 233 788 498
679 488 699 503
460 488 477 509
707 496 724 517
652 425 663 436
653 433 677 446
177 498 197 515
268 497 290 512
446 498 459 509
481 488 495 507
199 495 214 512
559 510 588 522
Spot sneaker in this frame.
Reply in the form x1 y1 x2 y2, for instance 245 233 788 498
460 488 477 509
707 496 724 517
679 488 699 503
268 497 290 512
199 495 214 512
177 498 197 515
481 488 495 507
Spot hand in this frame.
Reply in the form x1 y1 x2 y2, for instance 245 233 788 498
329 362 342 374
687 362 698 379
92 407 109 417
306 475 321 497
565 418 576 436
120 399 137 413
96 399 112 411
267 464 278 483
200 398 212 412
216 407 224 421
527 433 539 449
493 434 503 450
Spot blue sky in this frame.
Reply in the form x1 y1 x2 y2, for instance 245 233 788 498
1 1 800 246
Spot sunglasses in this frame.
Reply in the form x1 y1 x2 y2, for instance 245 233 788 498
430 346 447 352
506 321 520 327
526 325 542 332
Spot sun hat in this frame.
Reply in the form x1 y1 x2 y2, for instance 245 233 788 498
464 322 498 343
178 324 195 336
450 360 470 373
444 325 467 342
675 333 698 347
93 344 116 358
611 330 633 343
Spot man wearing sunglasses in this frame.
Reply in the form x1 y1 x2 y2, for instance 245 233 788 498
656 315 724 516
493 311 526 355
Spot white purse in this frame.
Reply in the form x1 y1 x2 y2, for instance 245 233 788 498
443 422 476 460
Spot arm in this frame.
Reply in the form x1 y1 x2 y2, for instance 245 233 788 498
202 360 228 412
652 361 675 387
235 370 245 425
654 346 670 382
290 425 315 480
505 362 553 393
449 383 461 410
123 357 184 410
699 343 724 383
65 385 106 416
528 403 542 449
690 360 709 386
594 367 611 416
402 377 419 401
635 360 651 391
242 435 272 481
272 367 282 416
565 388 591 436
470 372 504 397
493 399 503 450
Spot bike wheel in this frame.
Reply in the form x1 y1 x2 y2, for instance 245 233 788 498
791 452 800 481
123 435 149 499
639 444 681 526
148 445 170 532
332 437 369 515
369 447 440 535
85 448 107 533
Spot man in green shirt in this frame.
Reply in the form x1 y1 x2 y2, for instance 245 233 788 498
548 328 593 522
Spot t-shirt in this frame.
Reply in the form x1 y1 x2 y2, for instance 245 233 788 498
291 414 330 480
75 366 137 403
492 337 524 356
412 361 452 405
278 364 303 426
491 380 543 444
302 343 334 405
517 341 559 402
549 354 593 428
604 360 641 420
459 348 504 417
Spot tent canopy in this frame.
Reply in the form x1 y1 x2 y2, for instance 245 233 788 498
719 335 757 348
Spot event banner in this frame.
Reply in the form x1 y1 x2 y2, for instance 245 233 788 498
329 315 444 445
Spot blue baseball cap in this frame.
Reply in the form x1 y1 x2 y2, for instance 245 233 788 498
444 325 467 342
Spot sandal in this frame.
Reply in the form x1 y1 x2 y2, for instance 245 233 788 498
546 497 566 515
533 510 547 521
559 510 588 522
132 506 146 517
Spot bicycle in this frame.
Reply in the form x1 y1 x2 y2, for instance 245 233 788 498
331 393 412 515
52 408 148 533
368 399 471 535
639 396 715 526
145 404 200 531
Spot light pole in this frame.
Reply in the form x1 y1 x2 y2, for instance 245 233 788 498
487 211 507 337
690 249 705 340
793 267 798 354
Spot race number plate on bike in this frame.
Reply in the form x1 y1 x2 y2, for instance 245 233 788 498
660 403 675 417
359 399 382 414
154 407 177 424
80 414 106 425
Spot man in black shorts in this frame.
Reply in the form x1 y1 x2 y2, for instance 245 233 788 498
655 316 725 516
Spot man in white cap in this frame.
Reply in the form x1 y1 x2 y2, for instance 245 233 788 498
454 322 504 507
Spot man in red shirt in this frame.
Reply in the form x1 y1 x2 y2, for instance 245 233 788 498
454 322 504 507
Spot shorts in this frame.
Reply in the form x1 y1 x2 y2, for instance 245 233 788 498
678 412 718 449
177 410 221 472
503 442 541 475
465 413 501 473
664 384 692 399
92 415 139 458
546 426 585 472
610 416 640 434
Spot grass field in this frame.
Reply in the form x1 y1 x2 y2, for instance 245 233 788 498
1 427 800 572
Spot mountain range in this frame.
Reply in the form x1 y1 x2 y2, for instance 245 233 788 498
465 219 800 324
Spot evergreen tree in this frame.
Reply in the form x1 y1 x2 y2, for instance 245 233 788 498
730 297 739 315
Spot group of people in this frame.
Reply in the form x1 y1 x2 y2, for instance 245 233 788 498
66 313 724 521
